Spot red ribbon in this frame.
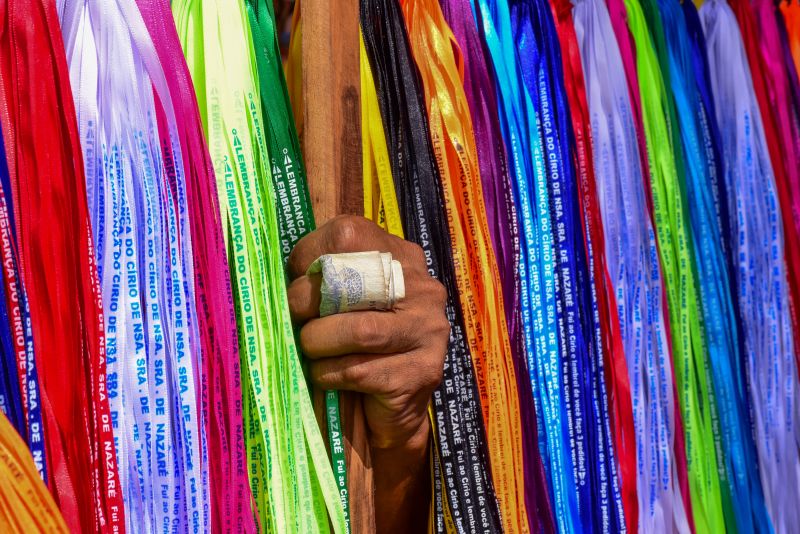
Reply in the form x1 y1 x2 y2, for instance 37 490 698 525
550 2 639 530
730 0 800 369
136 0 256 530
0 1 124 532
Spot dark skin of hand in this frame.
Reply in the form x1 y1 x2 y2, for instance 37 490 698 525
287 215 450 533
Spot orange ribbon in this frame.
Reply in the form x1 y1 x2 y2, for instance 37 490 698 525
0 414 68 533
399 1 530 532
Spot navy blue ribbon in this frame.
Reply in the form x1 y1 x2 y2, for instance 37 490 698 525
0 120 48 483
510 1 626 531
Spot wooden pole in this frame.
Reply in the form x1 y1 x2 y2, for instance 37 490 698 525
300 0 363 221
299 1 374 532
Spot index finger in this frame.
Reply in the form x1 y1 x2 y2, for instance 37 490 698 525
288 215 399 279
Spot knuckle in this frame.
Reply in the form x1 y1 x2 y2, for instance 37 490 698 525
327 215 363 251
371 364 394 393
403 241 427 267
433 316 451 342
429 364 445 389
429 279 447 306
342 360 370 385
420 356 444 390
351 315 386 350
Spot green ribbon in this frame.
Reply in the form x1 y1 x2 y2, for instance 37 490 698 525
174 1 347 531
245 2 350 529
622 0 727 531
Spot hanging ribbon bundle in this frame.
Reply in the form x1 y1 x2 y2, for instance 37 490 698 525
0 121 24 467
399 0 537 531
173 1 345 532
701 2 800 531
0 2 124 531
135 0 254 529
572 0 689 531
0 97 47 490
601 0 697 523
360 1 508 531
730 0 800 368
655 0 770 531
621 0 727 530
550 1 638 528
473 1 577 530
60 1 211 530
0 0 799 532
438 0 554 529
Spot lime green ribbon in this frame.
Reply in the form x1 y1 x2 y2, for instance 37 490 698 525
622 0 726 531
174 1 347 531
244 1 350 528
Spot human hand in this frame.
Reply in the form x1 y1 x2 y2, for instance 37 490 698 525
287 215 449 451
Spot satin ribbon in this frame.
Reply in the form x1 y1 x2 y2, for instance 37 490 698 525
361 34 405 238
0 123 25 445
602 0 696 525
729 0 800 369
174 1 346 531
473 0 579 530
62 0 213 529
781 0 800 79
439 0 519 339
550 0 639 530
0 198 23 436
657 1 773 532
0 2 125 531
572 0 690 531
748 0 800 375
360 33 456 532
681 0 746 405
701 4 800 532
360 1 506 532
512 0 628 530
0 98 48 486
438 2 555 530
135 0 256 529
400 1 533 532
245 1 351 527
0 412 67 533
621 0 728 530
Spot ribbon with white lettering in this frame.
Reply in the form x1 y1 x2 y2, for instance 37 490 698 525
0 108 48 485
135 0 256 528
473 0 576 530
360 1 506 531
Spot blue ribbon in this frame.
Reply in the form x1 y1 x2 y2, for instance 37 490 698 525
473 0 576 531
475 0 628 530
700 0 799 529
656 1 772 532
0 119 48 484
511 0 626 531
